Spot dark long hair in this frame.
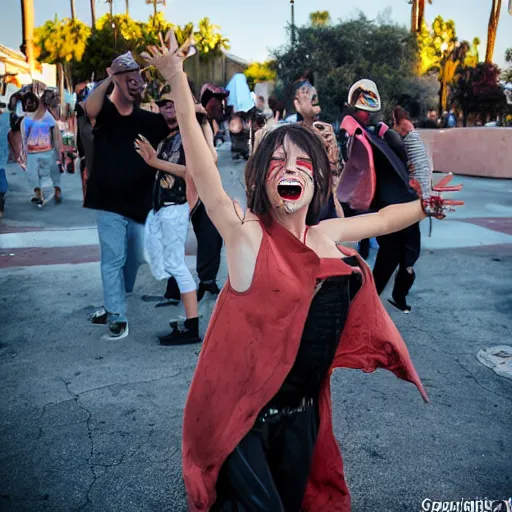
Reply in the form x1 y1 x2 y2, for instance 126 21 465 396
392 105 410 124
245 124 331 226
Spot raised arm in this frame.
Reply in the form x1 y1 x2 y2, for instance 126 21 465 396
141 33 244 243
83 77 112 122
200 119 218 164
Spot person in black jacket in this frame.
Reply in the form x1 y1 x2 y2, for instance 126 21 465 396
339 80 420 312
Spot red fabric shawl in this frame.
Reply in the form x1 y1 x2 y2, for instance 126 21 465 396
182 220 428 511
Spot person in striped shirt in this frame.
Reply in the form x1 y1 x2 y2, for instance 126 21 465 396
383 105 433 313
392 106 433 200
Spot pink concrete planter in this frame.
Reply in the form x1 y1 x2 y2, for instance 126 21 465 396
417 128 512 179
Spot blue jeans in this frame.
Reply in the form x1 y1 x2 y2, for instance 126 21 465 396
96 210 145 324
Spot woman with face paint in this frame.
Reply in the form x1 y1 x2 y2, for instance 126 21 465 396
143 32 463 512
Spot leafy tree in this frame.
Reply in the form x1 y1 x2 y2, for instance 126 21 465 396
416 16 457 75
96 13 143 42
272 13 423 122
140 16 229 58
73 14 142 81
309 11 331 27
244 61 277 88
140 12 172 47
502 48 512 83
34 16 91 89
36 12 230 86
193 18 230 57
416 15 481 113
450 62 506 124
463 37 480 68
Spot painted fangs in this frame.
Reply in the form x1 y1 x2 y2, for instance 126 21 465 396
278 179 302 187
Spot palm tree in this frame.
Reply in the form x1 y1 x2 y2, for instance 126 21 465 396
90 0 96 26
20 0 35 72
105 0 113 17
485 0 502 62
411 0 433 33
309 10 331 27
70 0 76 20
145 0 166 18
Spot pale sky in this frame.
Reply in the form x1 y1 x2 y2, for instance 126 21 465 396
2 0 511 68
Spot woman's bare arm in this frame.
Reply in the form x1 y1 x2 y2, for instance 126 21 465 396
318 200 425 243
142 37 248 244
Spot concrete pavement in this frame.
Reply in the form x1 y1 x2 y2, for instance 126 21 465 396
1 147 511 511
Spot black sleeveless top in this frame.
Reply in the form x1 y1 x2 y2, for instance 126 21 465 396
266 256 362 409
152 131 187 210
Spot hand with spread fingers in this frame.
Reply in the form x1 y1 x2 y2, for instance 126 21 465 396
401 129 464 220
134 134 158 168
410 173 464 220
141 30 196 83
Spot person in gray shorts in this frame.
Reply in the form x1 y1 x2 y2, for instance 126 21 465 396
20 87 63 206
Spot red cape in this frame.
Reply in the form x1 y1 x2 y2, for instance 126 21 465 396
182 220 428 511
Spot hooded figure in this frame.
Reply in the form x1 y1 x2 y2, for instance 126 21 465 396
225 73 254 113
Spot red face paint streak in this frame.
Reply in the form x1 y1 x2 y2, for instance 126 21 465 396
297 159 313 174
267 159 284 181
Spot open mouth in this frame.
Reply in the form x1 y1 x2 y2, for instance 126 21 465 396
277 179 303 201
128 88 142 97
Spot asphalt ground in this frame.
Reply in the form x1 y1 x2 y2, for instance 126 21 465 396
1 146 511 511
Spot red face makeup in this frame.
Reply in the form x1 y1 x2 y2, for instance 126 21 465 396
266 145 315 214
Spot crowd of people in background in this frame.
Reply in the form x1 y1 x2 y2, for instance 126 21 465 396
0 48 439 335
0 32 465 510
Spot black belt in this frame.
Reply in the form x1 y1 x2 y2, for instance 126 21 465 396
257 396 315 423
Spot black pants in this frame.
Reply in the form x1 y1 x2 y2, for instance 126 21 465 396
191 201 223 283
165 202 223 298
373 223 421 302
213 402 319 512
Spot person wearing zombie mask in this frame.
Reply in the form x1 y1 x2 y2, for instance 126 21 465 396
293 79 344 220
337 79 424 312
20 85 63 206
84 51 169 340
142 31 464 512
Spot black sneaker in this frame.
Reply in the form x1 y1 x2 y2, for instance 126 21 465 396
90 307 108 325
159 318 201 346
388 298 411 314
102 322 129 340
197 280 220 302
